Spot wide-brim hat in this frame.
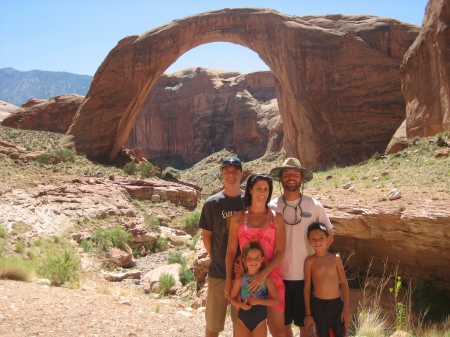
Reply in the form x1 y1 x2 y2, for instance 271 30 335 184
269 157 313 182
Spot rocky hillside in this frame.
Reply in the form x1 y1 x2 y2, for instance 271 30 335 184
0 67 92 106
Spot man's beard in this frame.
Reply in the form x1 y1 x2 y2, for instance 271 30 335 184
281 180 302 192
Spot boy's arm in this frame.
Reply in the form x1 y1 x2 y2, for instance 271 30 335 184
303 257 316 328
229 276 250 310
225 213 240 300
201 229 212 256
336 255 350 327
246 277 279 307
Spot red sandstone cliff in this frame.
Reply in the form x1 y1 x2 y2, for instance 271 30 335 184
125 68 282 164
401 0 450 137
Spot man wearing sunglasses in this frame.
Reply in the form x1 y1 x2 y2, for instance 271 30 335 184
269 158 334 337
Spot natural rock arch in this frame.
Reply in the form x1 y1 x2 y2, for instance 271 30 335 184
62 8 419 169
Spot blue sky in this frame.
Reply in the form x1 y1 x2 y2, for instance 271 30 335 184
0 0 428 76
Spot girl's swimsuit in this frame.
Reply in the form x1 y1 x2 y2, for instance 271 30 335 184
238 274 268 331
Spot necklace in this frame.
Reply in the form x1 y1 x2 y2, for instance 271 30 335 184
282 194 303 226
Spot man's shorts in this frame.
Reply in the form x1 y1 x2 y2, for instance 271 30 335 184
284 280 306 327
205 277 237 332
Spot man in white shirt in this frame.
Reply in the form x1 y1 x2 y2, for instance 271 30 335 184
269 158 334 337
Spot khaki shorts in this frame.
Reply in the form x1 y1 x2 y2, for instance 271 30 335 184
205 277 237 333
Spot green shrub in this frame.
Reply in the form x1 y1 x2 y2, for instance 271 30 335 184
0 224 6 238
161 167 180 180
15 241 26 253
38 248 80 286
51 235 61 244
0 256 35 281
123 161 137 175
36 153 53 165
412 279 450 323
104 227 132 250
183 211 200 235
189 233 201 250
140 162 157 178
80 239 94 253
90 227 131 252
90 228 112 252
179 265 194 286
168 250 186 265
157 272 175 295
55 148 75 162
153 236 167 253
144 214 161 232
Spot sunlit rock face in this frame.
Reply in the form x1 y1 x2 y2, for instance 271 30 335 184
401 0 450 138
125 68 281 164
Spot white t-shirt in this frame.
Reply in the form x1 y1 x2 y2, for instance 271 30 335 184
269 194 333 280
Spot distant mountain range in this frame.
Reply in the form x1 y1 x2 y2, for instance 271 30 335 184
0 68 93 106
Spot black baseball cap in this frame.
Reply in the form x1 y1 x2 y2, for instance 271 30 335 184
221 157 242 170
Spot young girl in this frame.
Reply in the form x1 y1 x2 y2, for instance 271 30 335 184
229 241 280 337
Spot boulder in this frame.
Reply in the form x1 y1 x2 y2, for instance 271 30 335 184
385 120 409 154
142 263 182 294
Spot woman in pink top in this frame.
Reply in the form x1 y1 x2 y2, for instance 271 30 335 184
225 174 286 337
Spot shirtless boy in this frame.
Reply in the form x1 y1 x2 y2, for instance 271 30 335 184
303 222 350 337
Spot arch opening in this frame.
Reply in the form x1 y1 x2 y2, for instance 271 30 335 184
125 42 281 168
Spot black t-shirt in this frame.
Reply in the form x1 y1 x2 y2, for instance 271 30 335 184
198 190 244 279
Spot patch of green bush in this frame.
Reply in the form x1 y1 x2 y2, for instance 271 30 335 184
140 162 157 178
161 167 180 180
0 224 6 238
36 153 53 165
15 241 26 253
37 248 79 286
183 211 200 235
144 214 161 232
55 148 75 162
104 227 132 250
168 250 186 265
153 236 167 253
189 233 201 250
90 227 132 252
157 272 175 295
80 239 94 253
123 161 137 175
178 265 194 286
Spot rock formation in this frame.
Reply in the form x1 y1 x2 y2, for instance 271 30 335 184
62 9 419 169
329 202 450 288
125 68 281 164
2 95 83 133
0 100 18 122
401 0 450 137
385 120 409 154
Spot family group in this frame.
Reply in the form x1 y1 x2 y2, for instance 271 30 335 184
199 157 350 337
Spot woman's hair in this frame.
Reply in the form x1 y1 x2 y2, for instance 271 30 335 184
241 241 266 274
244 173 273 209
